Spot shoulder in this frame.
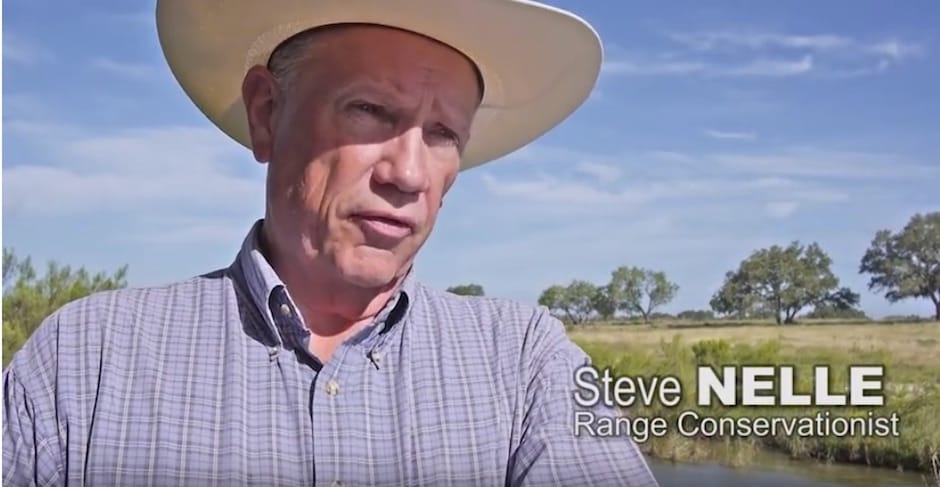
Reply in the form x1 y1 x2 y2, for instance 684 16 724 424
43 270 230 332
409 282 589 369
5 270 234 377
410 281 548 332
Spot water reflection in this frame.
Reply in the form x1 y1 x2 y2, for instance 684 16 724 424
647 454 926 487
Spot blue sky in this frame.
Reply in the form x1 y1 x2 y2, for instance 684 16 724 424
3 1 939 319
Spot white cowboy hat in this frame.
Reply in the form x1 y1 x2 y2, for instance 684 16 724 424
155 0 602 171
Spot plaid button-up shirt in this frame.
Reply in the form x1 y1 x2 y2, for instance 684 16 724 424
3 220 659 486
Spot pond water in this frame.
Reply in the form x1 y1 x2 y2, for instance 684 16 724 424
647 454 928 487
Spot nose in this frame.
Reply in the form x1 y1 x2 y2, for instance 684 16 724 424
372 125 430 194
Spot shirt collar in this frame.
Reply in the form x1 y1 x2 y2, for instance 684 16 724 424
231 219 416 352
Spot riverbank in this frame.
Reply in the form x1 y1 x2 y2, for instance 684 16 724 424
568 322 940 478
647 449 931 487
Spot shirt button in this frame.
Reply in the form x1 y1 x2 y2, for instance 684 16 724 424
279 303 292 317
325 379 339 396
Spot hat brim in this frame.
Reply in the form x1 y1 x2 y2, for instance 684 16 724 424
155 0 602 171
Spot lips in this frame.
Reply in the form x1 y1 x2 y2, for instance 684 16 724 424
354 211 415 229
351 211 416 243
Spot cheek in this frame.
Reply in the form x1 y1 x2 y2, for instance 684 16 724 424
320 151 376 223
421 166 459 228
267 161 300 212
275 164 314 214
442 169 459 196
267 158 331 241
437 163 460 202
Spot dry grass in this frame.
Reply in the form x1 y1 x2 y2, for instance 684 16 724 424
922 449 940 487
567 321 940 368
568 320 940 473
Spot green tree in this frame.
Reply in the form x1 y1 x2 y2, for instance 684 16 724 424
860 212 940 321
677 309 715 321
538 284 568 319
445 283 485 297
606 266 679 323
590 285 616 321
710 241 858 324
806 304 869 320
2 248 128 367
538 280 598 324
709 270 759 319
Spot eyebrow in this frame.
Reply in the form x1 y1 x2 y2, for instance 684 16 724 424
432 96 475 138
338 77 475 134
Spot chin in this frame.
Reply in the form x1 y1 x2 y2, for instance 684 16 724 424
335 246 406 289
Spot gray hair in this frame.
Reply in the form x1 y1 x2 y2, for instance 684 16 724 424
266 24 485 101
266 27 335 92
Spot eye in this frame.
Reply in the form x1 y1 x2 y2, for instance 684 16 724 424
346 100 398 130
429 125 460 147
347 100 393 121
352 101 381 115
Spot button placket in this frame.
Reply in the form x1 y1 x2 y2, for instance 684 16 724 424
325 379 339 397
368 350 382 369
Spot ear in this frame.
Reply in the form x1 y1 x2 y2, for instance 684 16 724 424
241 65 280 163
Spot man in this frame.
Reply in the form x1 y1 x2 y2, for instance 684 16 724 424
3 1 659 485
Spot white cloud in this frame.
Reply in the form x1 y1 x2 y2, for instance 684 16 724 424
669 32 853 51
91 57 157 79
495 144 599 166
867 39 925 61
2 94 54 120
765 201 800 218
603 54 813 78
602 59 705 76
492 144 937 185
709 148 940 180
719 55 813 77
667 31 925 62
479 170 845 213
2 33 53 65
120 218 252 245
93 11 154 26
4 123 263 220
574 161 622 184
472 143 940 226
603 30 923 79
705 129 757 140
480 173 624 206
646 150 698 164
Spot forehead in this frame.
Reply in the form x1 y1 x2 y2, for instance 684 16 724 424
275 24 484 103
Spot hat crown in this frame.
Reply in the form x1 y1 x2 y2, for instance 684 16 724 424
156 0 603 170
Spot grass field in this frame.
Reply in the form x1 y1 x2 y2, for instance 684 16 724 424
567 321 940 475
569 321 940 380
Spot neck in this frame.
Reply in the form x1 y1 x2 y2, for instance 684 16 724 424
285 261 404 338
257 229 405 340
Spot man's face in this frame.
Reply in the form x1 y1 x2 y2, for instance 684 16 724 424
245 25 480 290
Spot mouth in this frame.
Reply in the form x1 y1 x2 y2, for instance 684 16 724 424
354 211 415 229
351 211 416 242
